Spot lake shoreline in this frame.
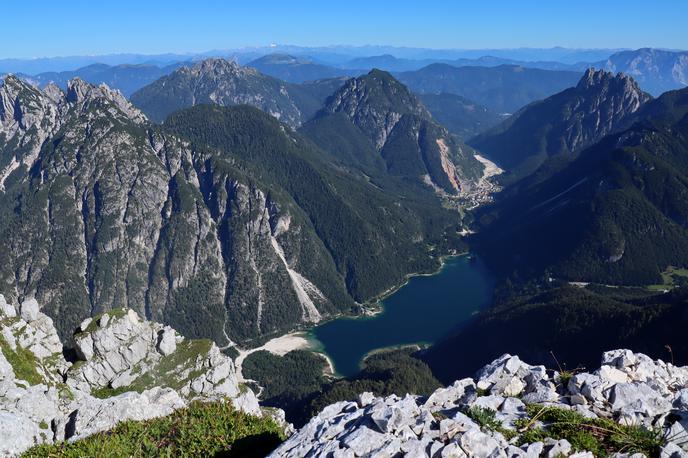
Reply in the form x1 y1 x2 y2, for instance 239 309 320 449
234 331 311 383
235 251 478 381
309 254 494 377
370 252 469 306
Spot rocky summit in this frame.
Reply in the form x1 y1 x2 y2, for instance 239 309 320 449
271 350 688 457
0 294 271 457
471 68 651 179
130 58 315 126
307 69 484 194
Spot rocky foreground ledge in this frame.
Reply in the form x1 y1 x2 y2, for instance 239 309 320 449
271 350 688 457
0 294 276 457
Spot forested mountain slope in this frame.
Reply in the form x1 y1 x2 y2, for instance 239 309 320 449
301 69 484 195
0 75 463 346
471 86 688 286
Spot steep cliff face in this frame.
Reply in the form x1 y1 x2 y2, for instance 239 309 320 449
0 295 267 457
0 75 462 347
471 69 652 180
130 58 311 126
307 70 484 194
0 76 350 344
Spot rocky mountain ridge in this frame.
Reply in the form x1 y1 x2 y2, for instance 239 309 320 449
271 349 688 457
471 84 688 286
471 68 652 180
0 294 270 457
0 74 355 344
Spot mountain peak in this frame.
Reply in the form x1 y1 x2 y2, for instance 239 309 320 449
472 67 652 179
313 70 483 193
365 67 397 81
65 77 147 123
577 67 637 91
186 58 253 77
65 76 98 102
0 73 40 97
1 73 25 87
131 58 309 126
322 70 432 150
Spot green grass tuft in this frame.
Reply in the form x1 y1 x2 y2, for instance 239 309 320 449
0 333 43 385
516 405 665 457
465 406 517 440
22 401 285 458
466 407 502 431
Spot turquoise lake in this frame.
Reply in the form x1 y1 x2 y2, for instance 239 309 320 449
309 255 495 377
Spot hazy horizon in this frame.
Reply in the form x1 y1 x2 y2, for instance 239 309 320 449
0 45 651 61
4 0 687 59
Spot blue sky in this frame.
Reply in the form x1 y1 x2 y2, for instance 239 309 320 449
3 0 687 58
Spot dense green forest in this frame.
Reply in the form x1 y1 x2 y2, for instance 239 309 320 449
243 348 441 426
419 93 503 140
165 104 462 303
423 283 688 384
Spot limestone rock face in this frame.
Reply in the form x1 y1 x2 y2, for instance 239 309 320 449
61 388 186 442
0 295 267 457
271 349 688 458
19 298 39 323
0 412 45 458
0 74 345 347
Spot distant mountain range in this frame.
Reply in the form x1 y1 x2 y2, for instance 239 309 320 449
339 54 586 73
0 46 627 74
4 48 686 108
17 62 186 97
246 54 361 83
597 48 688 95
396 64 583 113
